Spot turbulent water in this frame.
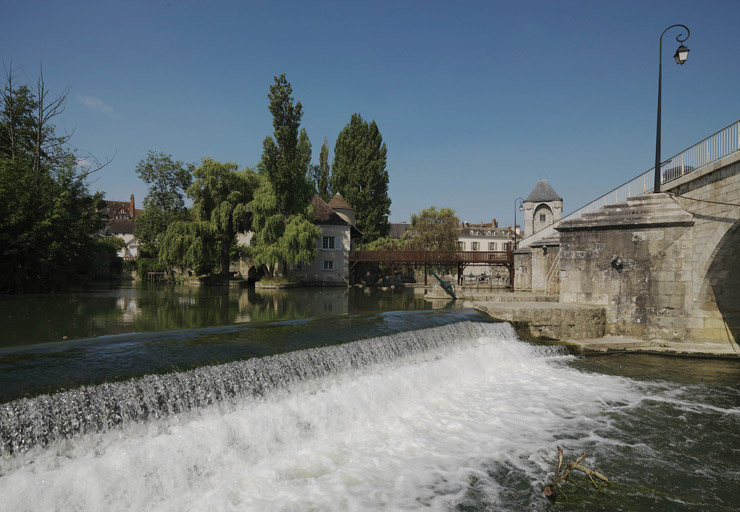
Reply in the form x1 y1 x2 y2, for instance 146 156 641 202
1 320 739 511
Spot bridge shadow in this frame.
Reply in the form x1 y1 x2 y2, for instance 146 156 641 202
707 218 740 345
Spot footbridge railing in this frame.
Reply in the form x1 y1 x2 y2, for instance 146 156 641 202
520 120 740 248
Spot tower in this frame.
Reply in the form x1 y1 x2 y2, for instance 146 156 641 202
523 179 562 236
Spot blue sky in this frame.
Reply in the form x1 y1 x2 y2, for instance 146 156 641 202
3 0 739 226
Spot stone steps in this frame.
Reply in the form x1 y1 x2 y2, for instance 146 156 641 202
558 193 693 231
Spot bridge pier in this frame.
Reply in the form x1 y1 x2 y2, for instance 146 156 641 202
556 150 740 347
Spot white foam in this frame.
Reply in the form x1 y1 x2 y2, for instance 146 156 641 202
0 323 641 511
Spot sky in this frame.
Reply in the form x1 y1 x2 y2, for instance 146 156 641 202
3 0 740 227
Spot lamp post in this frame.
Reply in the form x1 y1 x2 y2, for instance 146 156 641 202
654 24 691 193
513 197 524 250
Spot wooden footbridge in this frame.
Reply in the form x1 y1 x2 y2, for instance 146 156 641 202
348 248 515 289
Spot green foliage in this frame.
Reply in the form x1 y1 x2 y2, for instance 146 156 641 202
0 70 104 292
134 151 193 254
87 237 123 280
137 257 167 277
261 74 313 216
135 151 193 212
311 137 331 202
402 206 459 251
158 159 258 275
331 113 391 242
248 173 321 278
364 236 395 250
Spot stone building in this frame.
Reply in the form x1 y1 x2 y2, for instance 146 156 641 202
285 193 362 285
456 219 516 252
514 180 563 293
522 179 562 236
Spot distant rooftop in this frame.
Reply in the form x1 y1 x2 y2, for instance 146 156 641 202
327 193 354 211
525 179 562 202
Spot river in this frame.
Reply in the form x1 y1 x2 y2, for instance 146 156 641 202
0 283 738 511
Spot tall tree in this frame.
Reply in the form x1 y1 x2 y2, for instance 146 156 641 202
331 113 390 242
402 206 459 251
134 151 193 255
0 69 105 292
261 73 313 215
248 173 321 278
250 74 321 278
159 159 257 275
311 137 331 202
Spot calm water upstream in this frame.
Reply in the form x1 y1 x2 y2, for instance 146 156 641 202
0 284 738 511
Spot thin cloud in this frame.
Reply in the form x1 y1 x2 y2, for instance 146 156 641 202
78 95 114 114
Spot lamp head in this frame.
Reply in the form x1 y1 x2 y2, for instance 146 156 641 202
674 44 690 65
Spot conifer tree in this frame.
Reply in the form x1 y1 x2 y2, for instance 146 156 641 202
312 137 331 202
261 73 313 215
331 113 390 242
250 74 321 278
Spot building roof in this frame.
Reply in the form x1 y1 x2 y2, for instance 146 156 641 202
457 226 513 237
311 195 351 226
327 193 354 211
108 219 135 235
525 179 562 202
389 222 411 240
99 200 143 220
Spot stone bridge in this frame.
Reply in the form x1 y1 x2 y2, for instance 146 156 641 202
555 149 740 345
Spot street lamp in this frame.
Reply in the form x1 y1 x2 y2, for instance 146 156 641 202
513 197 524 250
654 24 690 193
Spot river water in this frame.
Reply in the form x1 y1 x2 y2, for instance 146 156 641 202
0 284 738 511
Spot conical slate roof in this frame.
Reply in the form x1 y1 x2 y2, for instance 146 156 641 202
311 195 349 226
327 192 354 210
525 179 562 202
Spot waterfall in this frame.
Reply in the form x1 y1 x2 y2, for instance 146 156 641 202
1 321 543 457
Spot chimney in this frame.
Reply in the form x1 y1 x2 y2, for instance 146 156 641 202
492 218 498 227
130 194 135 219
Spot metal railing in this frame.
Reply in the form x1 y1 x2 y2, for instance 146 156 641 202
520 120 740 247
661 120 740 184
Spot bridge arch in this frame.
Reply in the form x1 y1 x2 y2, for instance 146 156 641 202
695 210 740 344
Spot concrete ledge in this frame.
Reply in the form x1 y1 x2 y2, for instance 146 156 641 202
568 336 740 358
474 301 606 340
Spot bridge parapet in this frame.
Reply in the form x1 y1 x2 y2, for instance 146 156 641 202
519 120 740 250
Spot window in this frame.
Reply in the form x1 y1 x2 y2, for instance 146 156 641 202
489 242 496 250
457 241 464 250
322 236 335 250
322 260 335 271
472 242 479 251
539 214 546 222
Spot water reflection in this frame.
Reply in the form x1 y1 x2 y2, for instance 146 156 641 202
0 283 432 347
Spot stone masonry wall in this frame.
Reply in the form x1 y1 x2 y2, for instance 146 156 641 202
559 222 694 340
665 154 740 343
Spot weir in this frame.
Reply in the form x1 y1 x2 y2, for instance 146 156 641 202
1 316 738 511
0 321 514 457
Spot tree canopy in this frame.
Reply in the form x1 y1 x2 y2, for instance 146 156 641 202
311 137 331 202
134 151 193 256
159 158 258 275
261 73 313 216
0 70 105 292
248 174 321 278
331 113 390 242
250 75 321 278
402 206 459 251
